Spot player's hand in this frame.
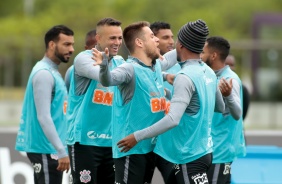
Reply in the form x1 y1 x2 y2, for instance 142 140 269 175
57 156 70 173
117 134 137 153
92 47 109 66
219 78 233 97
166 74 175 85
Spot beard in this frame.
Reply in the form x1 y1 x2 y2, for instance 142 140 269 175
145 47 159 64
205 58 211 67
176 47 181 62
55 47 70 63
176 53 181 62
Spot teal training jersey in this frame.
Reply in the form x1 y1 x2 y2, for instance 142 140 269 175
212 66 246 163
66 50 124 147
163 63 181 93
112 58 166 158
15 60 68 154
154 61 217 164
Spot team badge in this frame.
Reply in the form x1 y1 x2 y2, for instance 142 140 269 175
80 170 91 183
33 163 42 173
223 163 231 175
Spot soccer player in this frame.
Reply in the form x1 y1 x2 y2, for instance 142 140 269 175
66 18 124 184
200 36 246 184
15 25 74 184
150 21 180 183
93 21 177 184
101 20 225 184
150 21 181 98
225 54 250 120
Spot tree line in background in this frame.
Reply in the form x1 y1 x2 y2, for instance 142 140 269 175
0 0 282 98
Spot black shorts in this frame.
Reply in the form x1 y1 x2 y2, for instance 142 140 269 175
68 143 114 184
114 152 156 184
155 154 174 183
207 163 232 184
27 152 63 184
167 153 212 184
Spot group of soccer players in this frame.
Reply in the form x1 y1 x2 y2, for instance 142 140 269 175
15 17 246 184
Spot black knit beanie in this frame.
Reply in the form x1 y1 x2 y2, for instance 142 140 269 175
177 19 209 54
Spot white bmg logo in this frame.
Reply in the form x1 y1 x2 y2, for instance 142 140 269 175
0 147 70 184
0 147 33 184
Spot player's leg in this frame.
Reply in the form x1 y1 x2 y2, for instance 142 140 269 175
97 146 114 184
174 153 212 184
155 154 174 183
27 152 63 184
68 143 99 184
143 152 156 183
114 152 156 184
207 163 232 184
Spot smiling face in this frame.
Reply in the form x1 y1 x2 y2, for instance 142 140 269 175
96 25 123 57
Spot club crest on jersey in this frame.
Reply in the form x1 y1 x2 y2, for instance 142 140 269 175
80 170 91 183
33 163 42 173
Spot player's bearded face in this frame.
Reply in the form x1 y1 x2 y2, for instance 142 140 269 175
205 57 212 67
145 46 159 61
55 45 71 63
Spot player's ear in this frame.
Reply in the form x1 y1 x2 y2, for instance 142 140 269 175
135 38 143 48
95 34 100 42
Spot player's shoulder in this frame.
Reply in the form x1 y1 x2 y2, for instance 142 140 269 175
163 49 176 60
113 55 125 61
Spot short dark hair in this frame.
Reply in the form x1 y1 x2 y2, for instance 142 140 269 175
150 21 171 35
206 36 230 61
85 29 96 47
123 21 150 53
44 25 74 49
96 17 122 27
